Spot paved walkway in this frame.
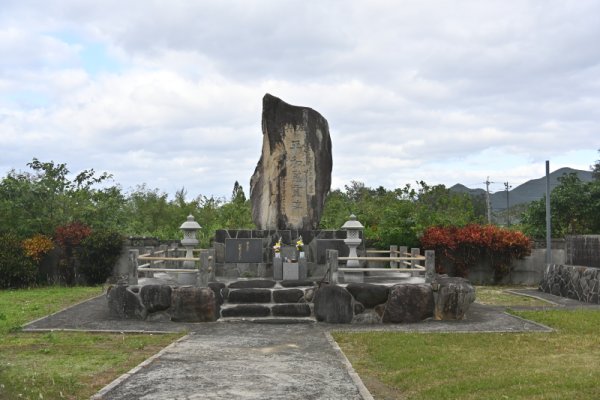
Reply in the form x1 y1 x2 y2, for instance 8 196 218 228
21 289 597 399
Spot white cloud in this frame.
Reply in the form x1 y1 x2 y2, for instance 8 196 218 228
1 0 599 199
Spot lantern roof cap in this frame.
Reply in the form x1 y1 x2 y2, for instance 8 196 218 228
180 215 201 230
341 214 364 230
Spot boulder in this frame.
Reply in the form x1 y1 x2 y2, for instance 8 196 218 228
346 283 389 308
382 284 434 323
170 287 217 322
352 310 382 324
107 285 147 320
139 285 172 313
353 302 365 315
250 94 332 230
313 284 354 323
208 282 227 315
433 277 476 320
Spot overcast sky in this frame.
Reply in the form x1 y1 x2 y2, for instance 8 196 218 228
1 1 599 200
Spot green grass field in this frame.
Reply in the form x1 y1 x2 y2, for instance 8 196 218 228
2 286 598 399
334 289 600 399
0 286 183 400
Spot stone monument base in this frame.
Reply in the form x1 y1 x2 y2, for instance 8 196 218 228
213 229 364 280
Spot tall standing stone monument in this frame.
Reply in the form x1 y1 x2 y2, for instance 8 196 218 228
250 94 332 230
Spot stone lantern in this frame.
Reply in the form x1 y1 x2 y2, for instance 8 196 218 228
341 214 364 268
180 215 201 269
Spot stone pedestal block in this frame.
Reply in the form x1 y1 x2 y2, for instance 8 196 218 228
273 257 283 280
283 260 307 280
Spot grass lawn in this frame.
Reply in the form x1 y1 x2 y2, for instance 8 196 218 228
334 289 600 399
474 285 557 308
0 286 183 400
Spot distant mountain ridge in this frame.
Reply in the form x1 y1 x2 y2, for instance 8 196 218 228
450 167 594 210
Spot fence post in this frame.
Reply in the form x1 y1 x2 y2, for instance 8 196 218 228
128 249 139 285
327 249 339 284
208 248 216 282
425 250 435 283
390 245 398 268
411 248 420 268
144 246 154 278
400 246 408 268
198 250 210 287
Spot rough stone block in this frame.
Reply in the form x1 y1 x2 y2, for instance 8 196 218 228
432 277 475 320
139 284 172 313
352 310 382 324
345 283 389 308
170 287 217 322
313 284 354 323
107 285 147 320
208 282 227 312
382 284 434 323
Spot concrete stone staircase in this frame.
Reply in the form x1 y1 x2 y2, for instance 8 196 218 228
216 279 317 323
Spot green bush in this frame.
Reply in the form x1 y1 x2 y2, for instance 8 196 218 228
78 230 124 285
0 233 37 288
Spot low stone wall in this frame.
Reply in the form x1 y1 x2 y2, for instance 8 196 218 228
106 277 476 323
539 264 600 304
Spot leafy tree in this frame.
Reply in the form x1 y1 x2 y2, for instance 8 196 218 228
219 182 253 230
592 149 600 180
521 173 600 238
0 233 37 288
0 158 118 236
78 230 124 284
319 181 479 249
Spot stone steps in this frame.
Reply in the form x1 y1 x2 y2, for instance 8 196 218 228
220 303 312 318
218 316 316 324
216 279 317 322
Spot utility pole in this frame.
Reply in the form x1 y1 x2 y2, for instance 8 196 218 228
546 161 552 264
485 177 493 224
504 181 512 226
